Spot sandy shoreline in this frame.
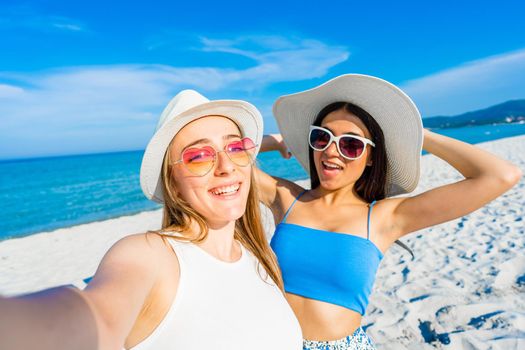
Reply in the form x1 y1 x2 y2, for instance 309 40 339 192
1 135 524 349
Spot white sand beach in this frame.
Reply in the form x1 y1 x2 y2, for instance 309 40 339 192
364 135 525 349
1 135 524 349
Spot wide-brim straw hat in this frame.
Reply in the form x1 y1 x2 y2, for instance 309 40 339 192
140 89 263 203
273 74 423 196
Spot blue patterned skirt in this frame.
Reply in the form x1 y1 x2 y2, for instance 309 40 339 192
303 327 376 350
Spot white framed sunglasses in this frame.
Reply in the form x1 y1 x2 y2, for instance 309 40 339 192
308 125 375 160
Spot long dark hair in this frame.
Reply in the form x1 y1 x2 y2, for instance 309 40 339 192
308 101 414 258
309 102 387 203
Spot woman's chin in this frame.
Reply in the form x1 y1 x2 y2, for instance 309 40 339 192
319 180 341 191
318 177 356 192
205 206 246 226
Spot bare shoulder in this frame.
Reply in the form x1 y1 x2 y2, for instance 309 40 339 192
275 177 307 200
84 231 181 300
81 231 180 344
118 233 181 347
255 168 305 204
271 178 306 219
129 231 176 253
101 232 173 268
255 167 307 216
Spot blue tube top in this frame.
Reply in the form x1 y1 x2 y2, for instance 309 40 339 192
270 194 383 315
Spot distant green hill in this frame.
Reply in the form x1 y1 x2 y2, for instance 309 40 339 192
423 100 525 129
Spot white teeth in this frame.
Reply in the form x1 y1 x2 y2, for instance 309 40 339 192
323 161 342 170
210 184 240 195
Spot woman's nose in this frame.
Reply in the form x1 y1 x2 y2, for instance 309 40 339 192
324 141 340 157
214 151 235 175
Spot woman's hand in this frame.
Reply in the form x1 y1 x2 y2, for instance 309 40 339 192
260 134 292 159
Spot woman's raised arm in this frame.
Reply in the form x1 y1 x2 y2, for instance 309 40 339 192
386 129 522 240
255 134 301 211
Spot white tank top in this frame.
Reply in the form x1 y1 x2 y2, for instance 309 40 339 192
129 238 302 350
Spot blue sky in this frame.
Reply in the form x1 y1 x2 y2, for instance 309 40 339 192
1 0 524 159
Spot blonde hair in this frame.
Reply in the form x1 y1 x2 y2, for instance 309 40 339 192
156 138 284 290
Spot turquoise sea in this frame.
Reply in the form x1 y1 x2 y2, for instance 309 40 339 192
1 122 524 241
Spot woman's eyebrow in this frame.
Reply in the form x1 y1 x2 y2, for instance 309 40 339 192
184 134 242 148
322 126 362 137
184 138 211 148
224 134 242 140
343 131 362 136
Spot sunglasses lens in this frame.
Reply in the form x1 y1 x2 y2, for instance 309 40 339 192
339 137 365 159
182 147 215 175
310 128 331 150
226 138 255 166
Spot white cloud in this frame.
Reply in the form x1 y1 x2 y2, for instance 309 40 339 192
0 35 349 159
0 84 25 98
199 35 349 86
401 49 525 117
51 22 83 32
0 6 86 32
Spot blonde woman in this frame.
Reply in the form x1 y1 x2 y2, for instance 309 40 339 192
0 90 302 350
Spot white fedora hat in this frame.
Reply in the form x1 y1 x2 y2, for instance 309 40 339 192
140 89 263 203
273 74 423 196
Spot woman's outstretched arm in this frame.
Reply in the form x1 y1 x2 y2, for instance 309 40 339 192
384 129 522 240
0 233 164 350
0 287 99 350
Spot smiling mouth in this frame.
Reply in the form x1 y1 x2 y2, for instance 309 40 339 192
209 183 241 196
322 161 343 170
